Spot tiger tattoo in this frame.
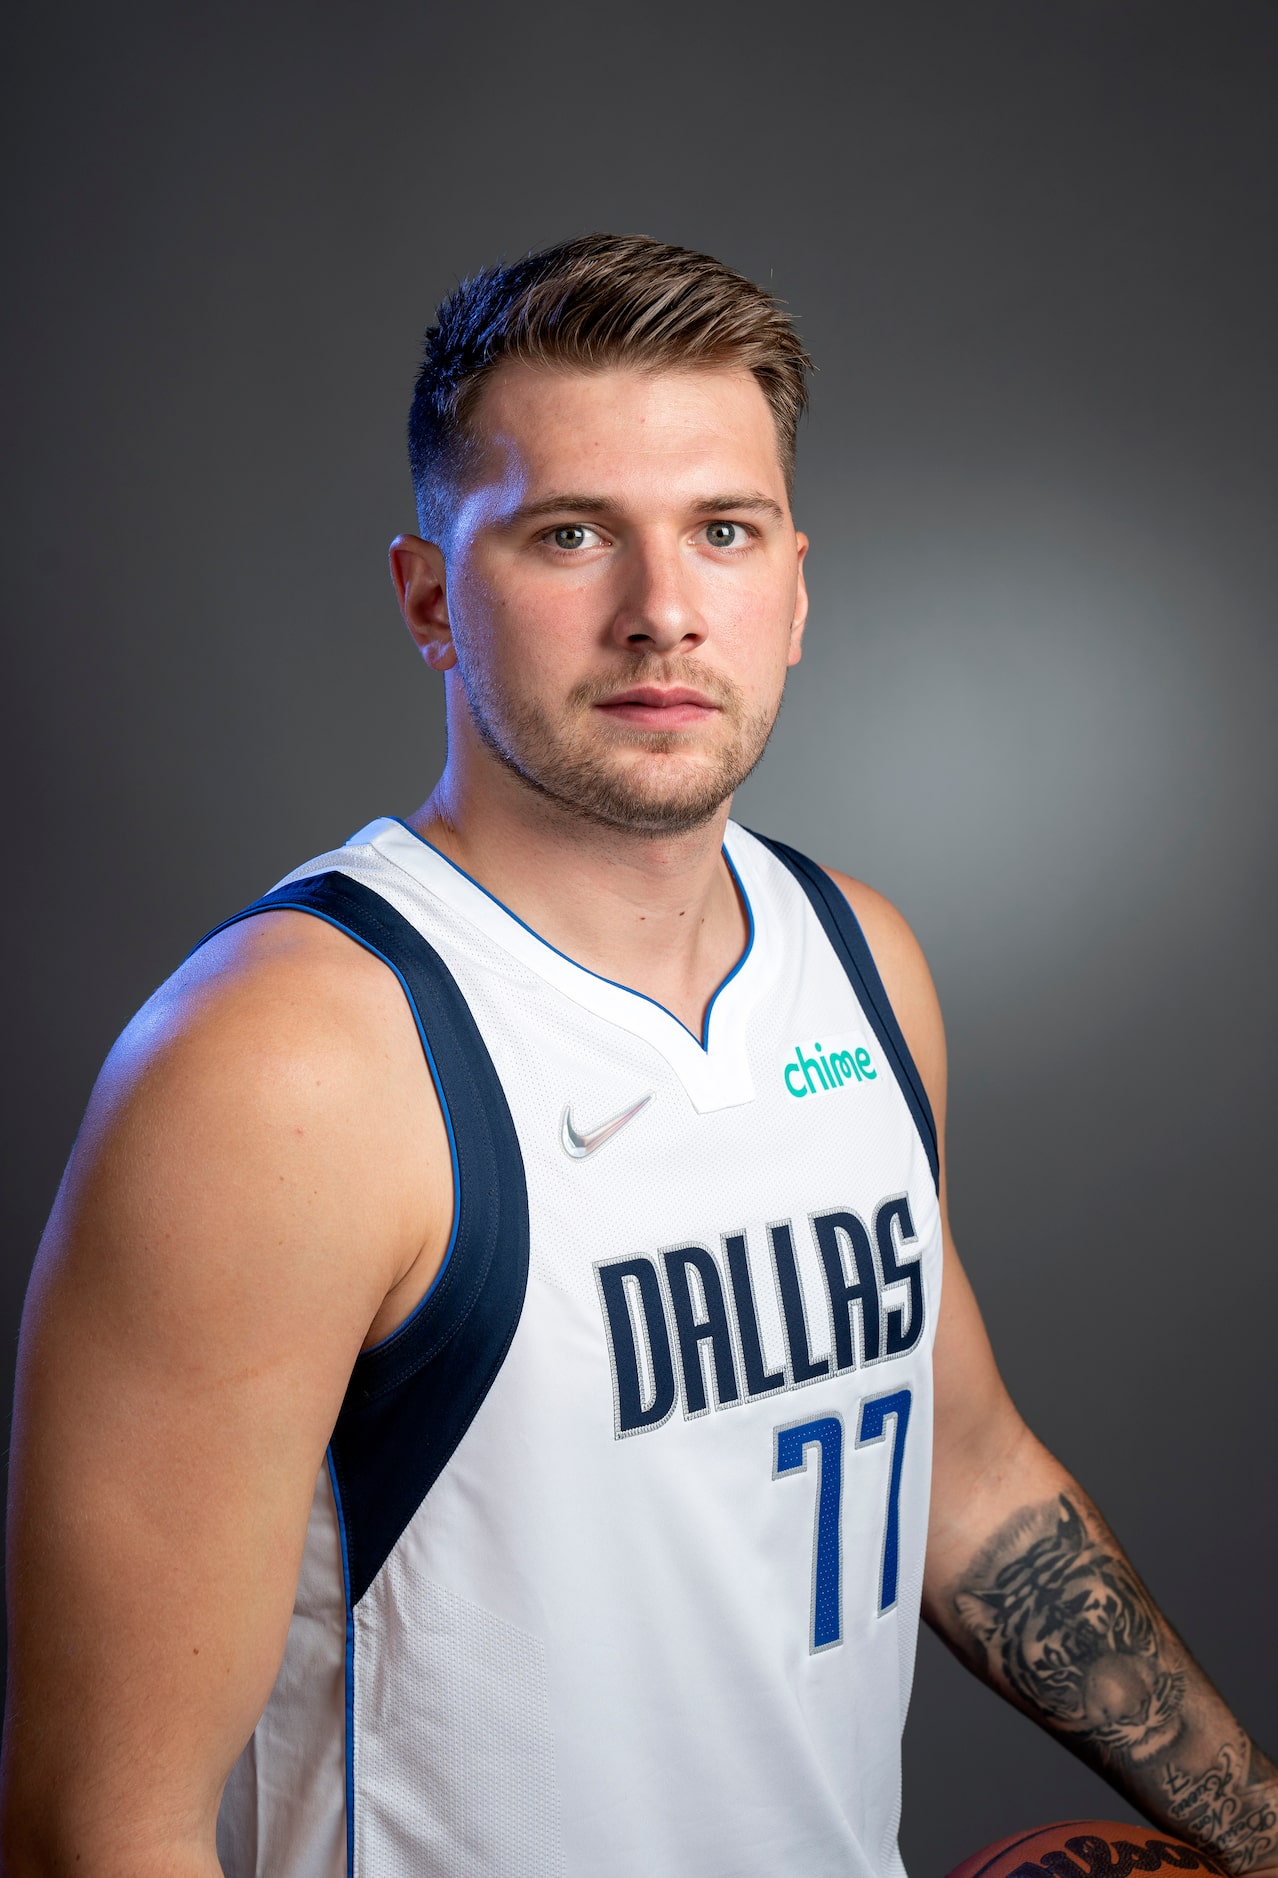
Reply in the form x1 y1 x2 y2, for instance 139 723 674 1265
954 1494 1187 1764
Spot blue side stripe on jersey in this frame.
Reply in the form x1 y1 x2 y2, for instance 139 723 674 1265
325 1447 356 1878
751 834 941 1193
192 871 531 1606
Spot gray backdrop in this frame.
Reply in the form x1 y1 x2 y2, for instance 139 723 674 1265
4 2 1275 1870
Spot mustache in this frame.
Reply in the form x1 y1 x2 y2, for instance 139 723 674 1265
568 660 742 711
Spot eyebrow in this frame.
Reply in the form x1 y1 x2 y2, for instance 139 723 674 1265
506 494 614 523
504 490 786 526
690 493 786 523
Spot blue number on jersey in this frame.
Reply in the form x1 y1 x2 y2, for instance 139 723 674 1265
856 1388 912 1614
774 1415 844 1651
775 1387 913 1648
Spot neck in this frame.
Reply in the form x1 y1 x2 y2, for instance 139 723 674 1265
406 758 748 1037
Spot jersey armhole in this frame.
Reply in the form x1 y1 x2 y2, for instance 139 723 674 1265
192 869 531 1603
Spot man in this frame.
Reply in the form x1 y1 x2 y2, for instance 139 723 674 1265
1 234 1273 1878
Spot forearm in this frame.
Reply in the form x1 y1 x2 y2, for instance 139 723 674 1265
0 1810 224 1878
926 1445 1278 1874
2 1850 222 1878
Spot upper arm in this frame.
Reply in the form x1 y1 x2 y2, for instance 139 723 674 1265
1 913 450 1867
823 870 1028 1591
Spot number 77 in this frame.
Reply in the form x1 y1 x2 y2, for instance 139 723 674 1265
774 1388 913 1653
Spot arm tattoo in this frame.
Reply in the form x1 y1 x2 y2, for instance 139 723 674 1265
950 1494 1278 1875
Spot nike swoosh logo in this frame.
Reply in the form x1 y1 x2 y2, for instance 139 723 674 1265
561 1092 654 1159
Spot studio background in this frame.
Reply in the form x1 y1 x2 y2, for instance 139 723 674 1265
4 3 1275 1870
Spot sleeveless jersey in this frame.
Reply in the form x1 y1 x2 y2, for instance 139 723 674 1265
212 817 943 1878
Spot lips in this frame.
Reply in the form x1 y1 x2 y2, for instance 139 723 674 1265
595 686 720 728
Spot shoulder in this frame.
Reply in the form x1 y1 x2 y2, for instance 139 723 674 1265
90 908 426 1162
818 866 948 1135
124 904 418 1076
49 906 448 1330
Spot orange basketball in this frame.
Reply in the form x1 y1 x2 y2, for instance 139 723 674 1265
945 1820 1223 1878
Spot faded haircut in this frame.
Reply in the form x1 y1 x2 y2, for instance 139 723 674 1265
407 233 812 545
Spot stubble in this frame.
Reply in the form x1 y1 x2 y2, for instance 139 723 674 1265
459 656 783 836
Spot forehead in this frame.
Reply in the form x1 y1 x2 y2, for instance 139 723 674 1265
463 361 786 505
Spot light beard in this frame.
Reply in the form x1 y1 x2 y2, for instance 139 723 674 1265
458 657 782 836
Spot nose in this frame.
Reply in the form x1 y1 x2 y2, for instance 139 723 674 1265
609 535 705 655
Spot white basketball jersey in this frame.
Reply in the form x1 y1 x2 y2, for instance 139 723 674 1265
212 818 943 1878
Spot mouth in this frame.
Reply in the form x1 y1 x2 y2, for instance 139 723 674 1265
594 686 722 730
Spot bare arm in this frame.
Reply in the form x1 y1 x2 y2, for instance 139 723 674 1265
830 869 1278 1877
929 1443 1278 1873
0 912 451 1875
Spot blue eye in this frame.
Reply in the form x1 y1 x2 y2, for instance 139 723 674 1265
553 526 589 550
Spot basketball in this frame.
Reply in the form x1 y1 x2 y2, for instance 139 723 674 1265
945 1821 1224 1878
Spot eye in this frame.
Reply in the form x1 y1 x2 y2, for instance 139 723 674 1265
548 524 601 551
703 521 751 549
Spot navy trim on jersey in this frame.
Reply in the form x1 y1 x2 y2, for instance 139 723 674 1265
193 871 531 1604
752 835 941 1193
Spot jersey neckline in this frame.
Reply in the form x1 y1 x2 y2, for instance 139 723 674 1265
346 817 773 1113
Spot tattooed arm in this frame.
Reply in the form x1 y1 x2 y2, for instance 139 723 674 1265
924 1329 1278 1875
831 872 1278 1877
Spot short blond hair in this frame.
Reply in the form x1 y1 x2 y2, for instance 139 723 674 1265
408 233 812 539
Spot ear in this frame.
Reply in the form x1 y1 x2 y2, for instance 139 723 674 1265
389 534 455 671
787 531 810 668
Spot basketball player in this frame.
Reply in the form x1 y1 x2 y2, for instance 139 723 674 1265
2 236 1274 1878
